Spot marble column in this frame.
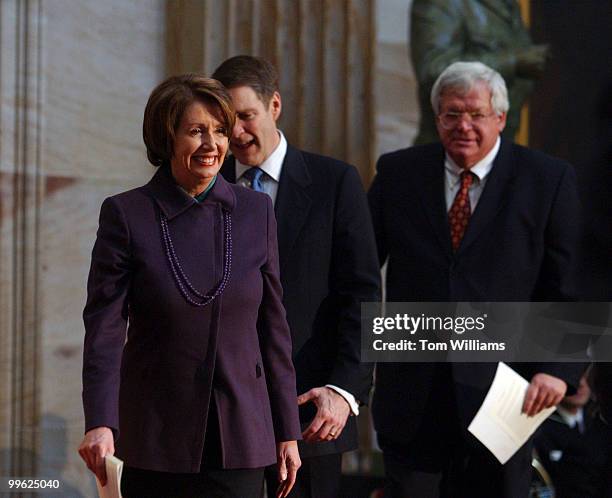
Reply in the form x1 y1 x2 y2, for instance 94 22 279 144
0 0 44 477
167 0 376 184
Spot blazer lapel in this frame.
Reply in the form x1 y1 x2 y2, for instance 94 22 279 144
148 166 236 219
146 167 195 220
458 139 516 255
275 146 312 272
414 145 454 259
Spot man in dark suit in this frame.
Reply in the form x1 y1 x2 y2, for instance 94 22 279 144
368 61 583 498
212 56 380 498
534 372 612 498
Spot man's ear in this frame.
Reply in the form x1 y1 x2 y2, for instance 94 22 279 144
497 111 507 133
269 91 282 122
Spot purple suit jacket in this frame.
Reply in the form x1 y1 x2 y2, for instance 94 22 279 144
82 168 301 472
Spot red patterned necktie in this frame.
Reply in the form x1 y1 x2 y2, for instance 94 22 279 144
449 170 475 251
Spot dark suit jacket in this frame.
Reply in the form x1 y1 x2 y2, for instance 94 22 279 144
534 406 612 498
221 145 380 457
368 140 584 443
82 168 301 473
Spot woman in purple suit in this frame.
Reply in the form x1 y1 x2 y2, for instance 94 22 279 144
77 74 301 498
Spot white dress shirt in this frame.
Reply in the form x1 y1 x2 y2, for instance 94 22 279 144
444 136 501 212
236 131 286 205
556 405 586 433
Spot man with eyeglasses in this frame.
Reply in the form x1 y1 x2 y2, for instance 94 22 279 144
410 0 548 145
368 61 584 497
213 55 380 498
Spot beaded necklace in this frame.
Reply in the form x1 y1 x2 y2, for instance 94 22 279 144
160 210 232 307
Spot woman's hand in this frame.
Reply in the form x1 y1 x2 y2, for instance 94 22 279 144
78 426 115 486
275 440 301 498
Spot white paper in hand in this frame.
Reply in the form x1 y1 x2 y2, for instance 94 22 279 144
96 454 123 498
468 362 555 464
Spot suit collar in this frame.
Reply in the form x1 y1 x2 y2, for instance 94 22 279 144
444 136 500 183
457 138 516 254
220 145 312 191
276 144 312 191
415 139 517 258
220 145 312 268
555 405 584 429
275 145 313 267
234 131 287 182
415 143 454 258
147 166 236 220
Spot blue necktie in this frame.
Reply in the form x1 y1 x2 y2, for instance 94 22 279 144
243 167 265 192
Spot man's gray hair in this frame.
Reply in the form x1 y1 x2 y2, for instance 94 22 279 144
430 61 509 116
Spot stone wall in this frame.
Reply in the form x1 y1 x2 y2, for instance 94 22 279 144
0 1 417 494
375 0 418 159
1 1 164 495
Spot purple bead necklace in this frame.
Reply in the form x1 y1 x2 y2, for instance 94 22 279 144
160 210 232 307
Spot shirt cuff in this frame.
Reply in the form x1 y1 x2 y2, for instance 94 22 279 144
325 384 360 416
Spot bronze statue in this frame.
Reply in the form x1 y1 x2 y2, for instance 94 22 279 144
411 0 548 144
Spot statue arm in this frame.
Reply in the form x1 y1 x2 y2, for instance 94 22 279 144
410 0 532 88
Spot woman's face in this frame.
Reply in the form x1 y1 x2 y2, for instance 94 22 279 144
170 100 229 195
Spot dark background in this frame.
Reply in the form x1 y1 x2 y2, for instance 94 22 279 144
529 0 612 300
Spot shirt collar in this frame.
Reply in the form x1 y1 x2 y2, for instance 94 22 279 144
444 136 501 183
193 175 216 202
235 130 287 182
556 405 584 428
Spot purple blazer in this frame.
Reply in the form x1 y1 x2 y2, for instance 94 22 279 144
82 168 301 473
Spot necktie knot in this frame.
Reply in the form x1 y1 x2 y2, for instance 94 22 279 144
243 167 265 192
460 170 475 189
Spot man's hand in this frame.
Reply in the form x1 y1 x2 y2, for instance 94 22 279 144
276 440 301 498
78 426 114 486
522 373 567 416
298 387 351 442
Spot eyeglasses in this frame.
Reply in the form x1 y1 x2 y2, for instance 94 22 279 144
438 111 496 129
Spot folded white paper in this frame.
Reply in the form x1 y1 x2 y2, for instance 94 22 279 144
468 362 555 464
96 454 123 498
